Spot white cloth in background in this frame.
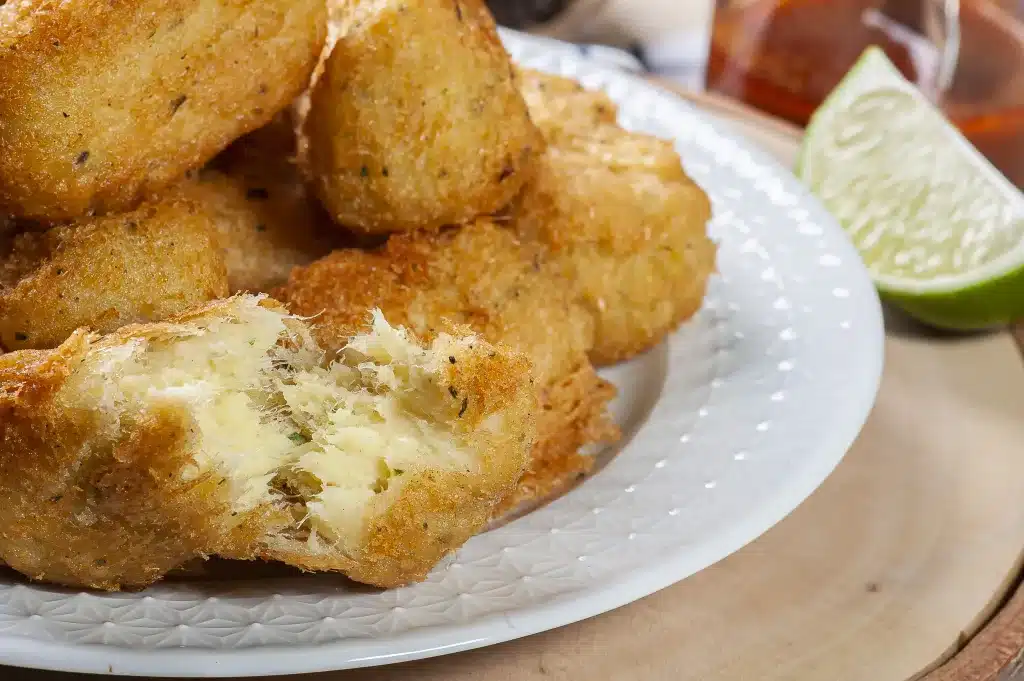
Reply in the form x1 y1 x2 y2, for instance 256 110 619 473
516 0 713 90
639 30 711 91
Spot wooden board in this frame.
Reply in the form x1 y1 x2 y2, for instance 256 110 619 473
13 91 1024 681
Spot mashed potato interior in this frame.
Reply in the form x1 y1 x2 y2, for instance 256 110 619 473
64 298 478 551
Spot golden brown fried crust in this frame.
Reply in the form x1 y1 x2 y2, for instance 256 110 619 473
0 0 328 220
304 0 543 233
0 314 280 591
200 115 375 294
275 220 620 513
0 295 535 590
518 69 684 183
514 151 716 365
186 169 336 295
517 68 619 141
0 184 230 351
276 221 583 383
512 71 716 364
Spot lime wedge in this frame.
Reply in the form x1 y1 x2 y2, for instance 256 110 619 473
797 47 1024 330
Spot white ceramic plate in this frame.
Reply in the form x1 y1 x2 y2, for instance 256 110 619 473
0 30 885 677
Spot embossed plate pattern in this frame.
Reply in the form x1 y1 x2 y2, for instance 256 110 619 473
0 30 885 677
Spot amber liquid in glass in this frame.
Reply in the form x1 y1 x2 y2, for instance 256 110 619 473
706 0 1024 187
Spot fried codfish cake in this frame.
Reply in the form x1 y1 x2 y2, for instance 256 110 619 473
0 0 328 221
518 68 685 183
305 0 543 234
276 220 620 513
191 117 347 294
513 71 717 365
516 67 619 141
0 295 534 590
0 185 229 351
185 170 335 295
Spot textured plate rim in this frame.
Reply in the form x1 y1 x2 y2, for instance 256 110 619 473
0 29 885 677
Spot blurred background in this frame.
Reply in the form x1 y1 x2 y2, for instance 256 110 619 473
486 0 713 90
486 0 1024 187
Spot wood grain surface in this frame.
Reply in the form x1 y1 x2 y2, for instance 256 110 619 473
10 88 1024 681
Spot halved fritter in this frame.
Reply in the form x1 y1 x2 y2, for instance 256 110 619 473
513 70 717 365
0 0 328 220
304 0 543 233
275 220 620 513
0 295 534 590
0 184 229 351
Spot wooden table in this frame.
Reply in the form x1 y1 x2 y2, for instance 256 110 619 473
10 91 1024 681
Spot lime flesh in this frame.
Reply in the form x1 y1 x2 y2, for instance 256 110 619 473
797 47 1024 330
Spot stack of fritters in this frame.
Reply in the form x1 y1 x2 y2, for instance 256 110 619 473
0 0 715 592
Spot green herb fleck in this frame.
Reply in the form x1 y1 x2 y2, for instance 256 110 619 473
360 166 369 178
75 150 89 165
246 187 269 200
288 432 308 444
448 355 456 364
255 224 267 233
13 332 27 341
448 386 458 399
381 166 389 177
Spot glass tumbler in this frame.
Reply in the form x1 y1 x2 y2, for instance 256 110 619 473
705 0 1024 188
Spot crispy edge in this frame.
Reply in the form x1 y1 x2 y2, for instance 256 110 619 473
495 361 619 516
